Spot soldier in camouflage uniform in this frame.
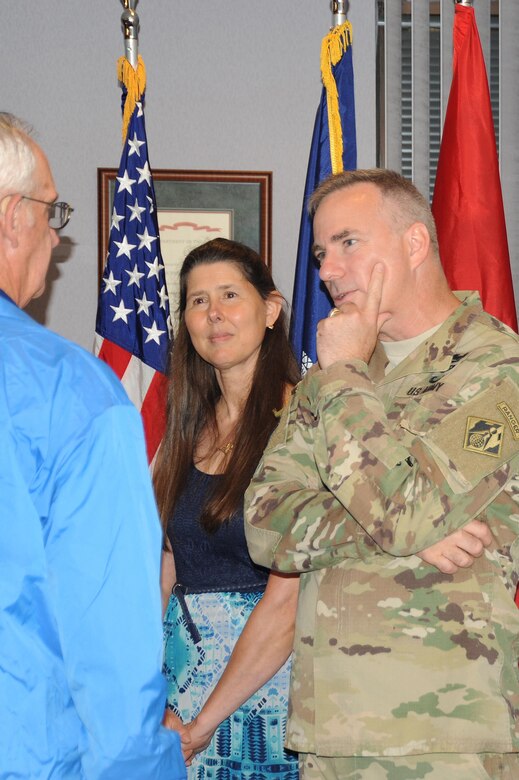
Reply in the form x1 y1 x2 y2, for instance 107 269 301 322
244 169 519 779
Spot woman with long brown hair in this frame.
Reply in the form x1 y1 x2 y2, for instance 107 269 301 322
154 238 300 779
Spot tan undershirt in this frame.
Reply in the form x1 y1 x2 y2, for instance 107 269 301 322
381 323 441 374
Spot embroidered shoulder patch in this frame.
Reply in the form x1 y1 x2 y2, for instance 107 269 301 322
426 376 519 490
497 402 519 440
463 416 504 458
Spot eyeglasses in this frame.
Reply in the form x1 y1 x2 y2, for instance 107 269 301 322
21 196 74 230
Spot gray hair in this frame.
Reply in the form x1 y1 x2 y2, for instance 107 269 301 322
0 112 36 196
309 168 439 256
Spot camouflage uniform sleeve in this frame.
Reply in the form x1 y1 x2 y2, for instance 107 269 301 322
245 359 519 572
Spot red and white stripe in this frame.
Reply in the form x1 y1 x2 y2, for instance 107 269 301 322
95 335 167 464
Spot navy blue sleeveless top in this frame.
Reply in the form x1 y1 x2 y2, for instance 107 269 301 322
166 465 269 592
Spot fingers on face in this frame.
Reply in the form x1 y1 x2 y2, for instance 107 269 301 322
365 262 385 315
369 261 385 292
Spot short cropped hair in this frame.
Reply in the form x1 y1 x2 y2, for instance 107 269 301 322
0 112 36 196
309 168 439 255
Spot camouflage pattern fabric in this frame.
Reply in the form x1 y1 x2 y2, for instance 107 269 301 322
245 293 519 757
300 751 519 779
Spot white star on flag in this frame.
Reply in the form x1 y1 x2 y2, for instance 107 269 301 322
128 131 146 157
110 299 133 323
125 265 145 288
137 226 157 251
128 198 146 223
135 292 154 316
111 207 124 232
136 161 151 185
114 235 137 259
145 257 165 279
143 320 166 344
103 271 122 295
158 285 168 309
116 169 136 194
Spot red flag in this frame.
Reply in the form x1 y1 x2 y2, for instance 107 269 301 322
432 4 517 331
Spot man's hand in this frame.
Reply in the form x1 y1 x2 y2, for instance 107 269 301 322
316 263 388 369
417 520 493 574
163 708 194 764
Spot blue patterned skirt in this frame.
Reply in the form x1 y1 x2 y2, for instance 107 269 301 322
163 588 298 780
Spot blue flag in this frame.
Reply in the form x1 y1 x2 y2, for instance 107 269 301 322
290 22 357 370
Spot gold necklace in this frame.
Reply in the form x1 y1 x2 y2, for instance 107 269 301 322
217 441 234 455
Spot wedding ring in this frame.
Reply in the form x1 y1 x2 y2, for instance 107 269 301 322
328 307 341 318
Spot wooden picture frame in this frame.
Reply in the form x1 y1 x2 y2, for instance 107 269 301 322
98 169 272 313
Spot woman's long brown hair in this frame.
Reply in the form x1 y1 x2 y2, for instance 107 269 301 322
153 238 300 534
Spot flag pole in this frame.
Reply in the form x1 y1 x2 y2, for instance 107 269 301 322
120 0 139 68
331 1 347 27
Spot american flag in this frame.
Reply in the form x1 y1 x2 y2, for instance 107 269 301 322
95 89 171 463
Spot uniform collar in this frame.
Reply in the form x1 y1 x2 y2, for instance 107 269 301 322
375 291 482 383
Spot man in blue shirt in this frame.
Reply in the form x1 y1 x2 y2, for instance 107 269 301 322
0 113 186 778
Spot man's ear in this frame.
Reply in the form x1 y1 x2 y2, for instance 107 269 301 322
265 291 283 328
405 221 430 270
0 194 22 249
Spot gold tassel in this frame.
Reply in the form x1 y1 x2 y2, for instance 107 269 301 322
320 21 353 175
117 55 147 144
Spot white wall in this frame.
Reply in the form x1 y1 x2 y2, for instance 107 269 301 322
1 1 377 350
